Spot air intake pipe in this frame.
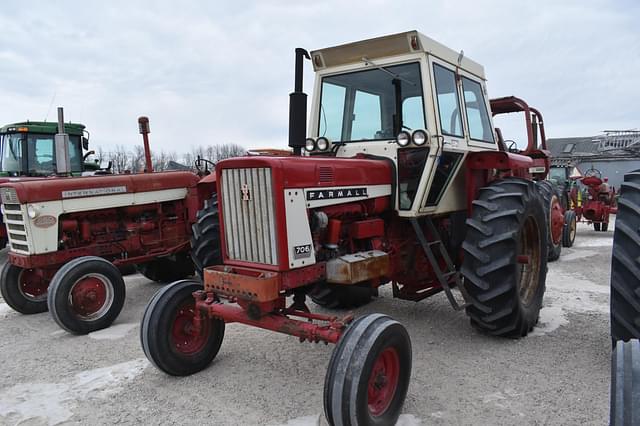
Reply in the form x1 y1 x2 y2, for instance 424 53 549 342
288 48 310 155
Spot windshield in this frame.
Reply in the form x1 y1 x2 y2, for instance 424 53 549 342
318 62 426 142
0 133 83 175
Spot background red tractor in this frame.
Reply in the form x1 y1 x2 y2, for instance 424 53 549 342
572 167 616 231
0 115 216 334
140 31 553 425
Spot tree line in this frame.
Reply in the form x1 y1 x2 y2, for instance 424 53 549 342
90 143 246 173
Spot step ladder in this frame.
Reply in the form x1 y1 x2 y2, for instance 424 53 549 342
410 218 471 311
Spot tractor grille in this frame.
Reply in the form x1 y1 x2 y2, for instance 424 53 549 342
221 167 278 265
1 203 30 254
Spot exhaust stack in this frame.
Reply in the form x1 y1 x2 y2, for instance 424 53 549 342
54 107 71 175
138 116 153 173
288 48 310 155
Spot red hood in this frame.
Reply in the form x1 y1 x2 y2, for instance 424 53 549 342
215 155 393 188
1 171 200 203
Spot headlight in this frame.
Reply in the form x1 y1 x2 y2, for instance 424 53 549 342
412 129 428 146
316 137 330 151
396 131 411 147
27 205 39 219
305 138 316 152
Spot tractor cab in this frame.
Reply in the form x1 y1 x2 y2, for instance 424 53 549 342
302 31 499 217
0 121 87 177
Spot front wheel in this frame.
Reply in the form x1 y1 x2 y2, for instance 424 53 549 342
594 222 602 232
0 262 49 314
324 314 411 426
562 210 577 247
141 280 224 376
461 178 547 338
47 257 125 334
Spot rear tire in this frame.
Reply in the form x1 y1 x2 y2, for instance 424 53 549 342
537 180 563 261
136 253 194 283
141 280 224 376
190 195 222 277
562 210 577 247
0 263 48 314
324 314 411 426
310 283 373 309
47 257 125 334
610 339 640 425
611 171 640 342
461 178 547 338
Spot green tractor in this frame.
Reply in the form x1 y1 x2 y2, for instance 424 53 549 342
0 116 104 247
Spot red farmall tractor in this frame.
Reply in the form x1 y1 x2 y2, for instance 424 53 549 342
572 167 616 232
141 31 551 425
0 116 216 334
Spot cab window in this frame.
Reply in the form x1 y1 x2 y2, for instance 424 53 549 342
462 77 494 143
433 64 463 138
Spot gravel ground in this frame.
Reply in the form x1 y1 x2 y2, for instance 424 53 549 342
0 221 613 425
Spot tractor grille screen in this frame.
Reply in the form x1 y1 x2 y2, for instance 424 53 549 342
221 168 278 265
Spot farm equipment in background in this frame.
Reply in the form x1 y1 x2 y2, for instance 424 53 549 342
0 112 106 247
141 31 552 425
0 113 217 335
572 167 616 231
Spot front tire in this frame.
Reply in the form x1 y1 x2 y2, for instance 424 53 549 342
594 222 602 231
190 195 222 277
610 339 640 425
537 180 563 261
141 280 224 376
461 178 548 338
562 210 577 247
0 263 49 314
324 314 411 426
47 257 125 334
611 171 640 342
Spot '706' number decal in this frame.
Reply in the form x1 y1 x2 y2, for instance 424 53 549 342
293 244 312 259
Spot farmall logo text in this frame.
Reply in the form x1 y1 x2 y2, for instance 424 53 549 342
306 187 368 201
241 183 251 201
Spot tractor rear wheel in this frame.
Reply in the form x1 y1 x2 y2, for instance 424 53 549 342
562 210 577 247
461 178 547 338
611 171 640 342
324 314 411 426
610 339 640 425
309 283 373 309
190 195 222 277
141 280 224 376
136 252 195 283
48 257 126 334
536 180 563 261
0 263 49 314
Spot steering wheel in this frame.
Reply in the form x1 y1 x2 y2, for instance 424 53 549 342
584 167 602 179
504 140 519 153
195 157 216 175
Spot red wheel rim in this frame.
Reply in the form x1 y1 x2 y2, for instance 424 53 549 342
550 195 564 245
69 274 112 319
18 269 48 302
171 301 209 355
367 347 400 416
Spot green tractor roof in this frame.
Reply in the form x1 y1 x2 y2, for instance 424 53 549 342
0 121 86 136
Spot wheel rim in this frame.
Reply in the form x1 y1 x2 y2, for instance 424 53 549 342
516 216 542 306
367 347 400 417
68 273 114 320
18 269 48 302
549 195 564 245
171 301 209 355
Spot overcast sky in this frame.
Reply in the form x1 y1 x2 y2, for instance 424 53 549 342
1 0 638 154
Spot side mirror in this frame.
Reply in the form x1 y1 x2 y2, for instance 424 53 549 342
82 137 89 150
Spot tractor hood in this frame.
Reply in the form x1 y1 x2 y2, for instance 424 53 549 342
215 155 393 189
0 171 199 204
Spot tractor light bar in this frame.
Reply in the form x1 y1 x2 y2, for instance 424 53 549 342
412 129 429 146
305 137 331 152
316 137 330 151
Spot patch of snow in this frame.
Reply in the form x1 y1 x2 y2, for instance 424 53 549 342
559 248 599 262
0 358 148 425
531 271 609 336
87 323 137 340
396 414 423 425
0 302 16 319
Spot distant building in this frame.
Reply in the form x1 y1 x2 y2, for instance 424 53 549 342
547 130 640 189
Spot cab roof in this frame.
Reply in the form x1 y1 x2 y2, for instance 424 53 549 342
310 30 485 79
0 121 86 136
